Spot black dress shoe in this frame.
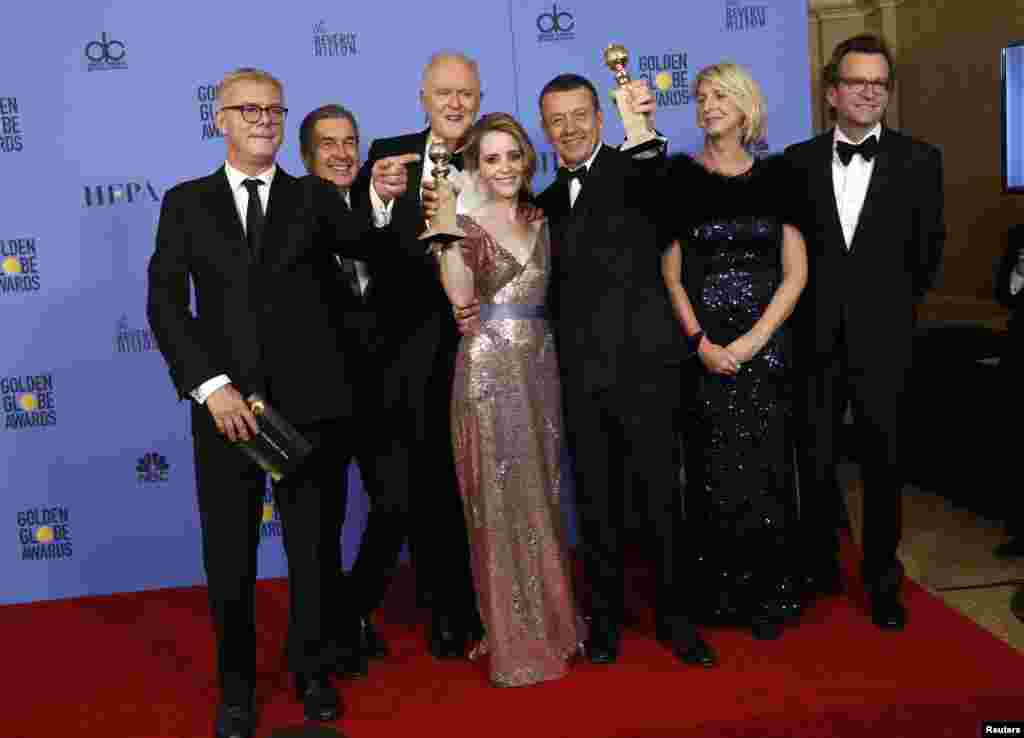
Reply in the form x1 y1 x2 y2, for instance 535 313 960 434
336 644 368 680
870 597 907 631
585 617 620 664
360 616 389 659
428 613 466 659
674 634 717 667
294 673 340 722
994 536 1024 559
214 702 255 738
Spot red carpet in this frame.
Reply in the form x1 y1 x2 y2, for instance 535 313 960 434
3 541 1022 738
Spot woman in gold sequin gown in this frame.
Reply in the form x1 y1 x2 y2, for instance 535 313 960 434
434 113 583 686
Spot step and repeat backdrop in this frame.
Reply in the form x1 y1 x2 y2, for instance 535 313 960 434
1 0 811 604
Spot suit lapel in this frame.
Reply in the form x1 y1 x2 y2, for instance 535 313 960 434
203 167 249 264
849 129 895 254
263 168 298 266
396 128 429 236
814 132 846 253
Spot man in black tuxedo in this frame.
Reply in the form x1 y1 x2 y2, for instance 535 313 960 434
297 103 407 666
534 73 715 667
345 51 482 658
785 35 945 630
147 69 417 738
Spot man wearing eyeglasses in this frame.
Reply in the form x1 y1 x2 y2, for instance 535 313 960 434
147 68 418 738
785 35 945 632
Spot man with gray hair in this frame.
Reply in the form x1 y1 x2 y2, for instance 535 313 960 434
347 50 483 660
298 103 405 672
148 69 417 737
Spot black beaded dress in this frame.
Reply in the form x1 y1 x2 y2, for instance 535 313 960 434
669 153 802 631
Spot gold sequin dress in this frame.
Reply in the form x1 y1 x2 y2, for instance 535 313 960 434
451 215 582 687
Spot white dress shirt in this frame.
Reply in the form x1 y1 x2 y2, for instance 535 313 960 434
566 142 604 208
832 122 882 250
190 161 276 405
368 133 473 227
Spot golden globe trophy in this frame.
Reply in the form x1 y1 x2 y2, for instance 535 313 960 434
603 43 653 143
419 140 466 253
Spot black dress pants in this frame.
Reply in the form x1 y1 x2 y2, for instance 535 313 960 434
563 369 686 624
192 410 347 705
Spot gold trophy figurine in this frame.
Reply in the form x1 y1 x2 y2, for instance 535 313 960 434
603 43 653 143
419 140 466 253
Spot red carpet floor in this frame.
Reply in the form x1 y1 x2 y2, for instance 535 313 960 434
2 541 1022 738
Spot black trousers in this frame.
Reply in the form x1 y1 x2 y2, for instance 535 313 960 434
796 334 906 596
348 332 478 631
563 369 686 624
191 411 348 705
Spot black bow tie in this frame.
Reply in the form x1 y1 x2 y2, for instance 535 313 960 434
556 165 588 187
836 136 879 166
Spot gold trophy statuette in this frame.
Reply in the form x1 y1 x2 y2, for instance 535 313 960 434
419 140 466 253
603 43 651 143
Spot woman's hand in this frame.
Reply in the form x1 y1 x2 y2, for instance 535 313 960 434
724 332 761 365
697 337 739 375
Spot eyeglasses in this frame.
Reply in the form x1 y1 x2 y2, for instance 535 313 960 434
221 104 288 124
837 77 892 94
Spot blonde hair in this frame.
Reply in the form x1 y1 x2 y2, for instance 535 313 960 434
462 113 537 198
694 62 766 146
216 67 284 110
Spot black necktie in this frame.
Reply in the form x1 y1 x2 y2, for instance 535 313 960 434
556 165 588 187
836 136 879 166
243 178 265 259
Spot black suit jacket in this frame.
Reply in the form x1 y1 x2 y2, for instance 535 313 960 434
996 225 1024 370
349 129 456 395
537 144 685 395
147 165 400 429
785 128 945 372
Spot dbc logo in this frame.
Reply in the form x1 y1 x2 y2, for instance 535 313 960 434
536 3 575 42
85 33 127 71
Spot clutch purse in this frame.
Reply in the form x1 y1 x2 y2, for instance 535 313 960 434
234 393 313 481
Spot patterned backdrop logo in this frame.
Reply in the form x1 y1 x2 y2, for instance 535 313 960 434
83 180 161 208
1 96 23 153
1 237 41 295
536 3 575 43
137 451 170 483
2 373 56 430
17 506 73 561
84 32 127 72
312 20 357 58
116 315 158 354
197 83 222 141
637 51 689 107
260 485 282 538
724 0 768 31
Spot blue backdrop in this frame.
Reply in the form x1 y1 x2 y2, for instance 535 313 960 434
0 0 811 604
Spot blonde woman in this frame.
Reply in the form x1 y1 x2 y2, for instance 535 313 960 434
661 63 808 640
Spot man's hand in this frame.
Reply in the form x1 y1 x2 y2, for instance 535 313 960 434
371 153 421 203
621 79 656 127
453 298 481 335
206 384 259 443
517 201 545 223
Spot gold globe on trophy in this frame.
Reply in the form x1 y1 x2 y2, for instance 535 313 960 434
602 42 653 143
419 140 466 253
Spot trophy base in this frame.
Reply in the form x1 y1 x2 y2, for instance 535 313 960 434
419 225 466 254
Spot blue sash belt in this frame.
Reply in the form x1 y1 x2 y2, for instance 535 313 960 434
478 304 547 320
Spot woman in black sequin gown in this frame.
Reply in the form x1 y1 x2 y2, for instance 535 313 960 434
662 63 808 639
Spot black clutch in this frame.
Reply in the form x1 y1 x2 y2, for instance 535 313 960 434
234 393 313 481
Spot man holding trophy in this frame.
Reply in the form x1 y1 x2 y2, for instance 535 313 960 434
534 52 716 667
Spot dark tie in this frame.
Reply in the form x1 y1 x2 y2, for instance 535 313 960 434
243 178 265 259
556 165 588 187
337 194 367 299
836 136 879 166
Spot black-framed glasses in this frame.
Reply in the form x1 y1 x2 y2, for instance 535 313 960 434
837 77 892 94
221 104 288 123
